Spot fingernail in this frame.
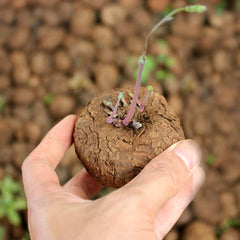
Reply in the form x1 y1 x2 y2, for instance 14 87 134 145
171 140 201 170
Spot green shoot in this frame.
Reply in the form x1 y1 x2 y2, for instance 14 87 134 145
155 70 174 81
216 218 240 235
0 95 6 113
0 176 27 226
186 0 198 3
237 0 240 11
215 0 229 14
206 154 216 165
44 93 54 104
21 231 30 240
0 226 4 240
160 4 174 17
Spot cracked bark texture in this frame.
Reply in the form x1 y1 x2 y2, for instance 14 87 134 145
74 87 185 188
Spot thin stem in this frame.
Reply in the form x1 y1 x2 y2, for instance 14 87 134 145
140 86 153 112
142 8 185 59
122 58 145 126
107 93 124 124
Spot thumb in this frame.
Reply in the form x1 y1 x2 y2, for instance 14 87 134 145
123 140 201 216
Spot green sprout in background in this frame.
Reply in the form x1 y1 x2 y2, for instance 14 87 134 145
43 93 54 104
238 0 240 10
0 95 6 113
0 176 27 226
206 154 216 166
186 0 198 3
130 52 175 84
215 0 229 14
216 218 240 236
0 226 4 240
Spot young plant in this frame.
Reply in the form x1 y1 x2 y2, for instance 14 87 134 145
0 226 4 240
105 4 207 129
43 93 54 104
0 95 6 113
216 218 240 236
74 4 207 188
0 176 27 226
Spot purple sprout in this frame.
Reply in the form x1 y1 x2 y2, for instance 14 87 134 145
103 4 207 129
106 92 124 124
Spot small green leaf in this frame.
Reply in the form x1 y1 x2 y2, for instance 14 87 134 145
161 4 174 16
0 226 5 240
6 209 21 226
0 206 5 218
157 54 175 67
21 232 30 240
13 198 27 211
147 86 153 94
4 176 21 193
157 40 169 48
186 0 198 3
118 92 124 99
184 4 207 13
237 0 240 11
155 70 168 80
215 0 229 14
206 155 216 165
0 96 6 113
44 94 54 104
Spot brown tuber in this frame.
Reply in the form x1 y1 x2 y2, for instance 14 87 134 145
74 87 184 187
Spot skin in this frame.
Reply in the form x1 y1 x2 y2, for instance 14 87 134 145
22 115 205 240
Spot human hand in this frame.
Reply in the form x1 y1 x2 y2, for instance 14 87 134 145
22 115 205 240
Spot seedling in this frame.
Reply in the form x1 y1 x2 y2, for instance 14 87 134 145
216 218 240 235
0 95 6 113
237 0 240 11
206 154 216 165
105 5 207 129
74 4 207 188
130 53 175 83
0 176 27 226
43 93 54 104
0 226 4 240
215 0 229 14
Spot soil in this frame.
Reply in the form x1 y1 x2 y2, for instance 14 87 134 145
0 0 239 239
74 87 184 187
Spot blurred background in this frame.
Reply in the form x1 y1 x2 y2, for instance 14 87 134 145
0 0 240 239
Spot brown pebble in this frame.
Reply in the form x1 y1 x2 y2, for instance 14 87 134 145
93 63 119 91
8 27 30 49
40 27 65 50
147 0 170 11
49 95 75 118
101 4 126 27
24 122 42 143
220 229 240 240
183 221 215 240
12 88 35 105
71 7 95 36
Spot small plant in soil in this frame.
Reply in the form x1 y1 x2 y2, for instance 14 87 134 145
0 176 27 226
74 5 207 188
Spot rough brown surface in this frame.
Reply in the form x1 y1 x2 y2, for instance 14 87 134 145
74 87 184 187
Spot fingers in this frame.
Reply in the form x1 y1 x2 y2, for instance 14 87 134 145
154 167 205 239
122 140 202 218
63 169 103 200
22 115 77 200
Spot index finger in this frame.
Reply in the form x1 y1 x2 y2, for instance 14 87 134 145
22 115 77 200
